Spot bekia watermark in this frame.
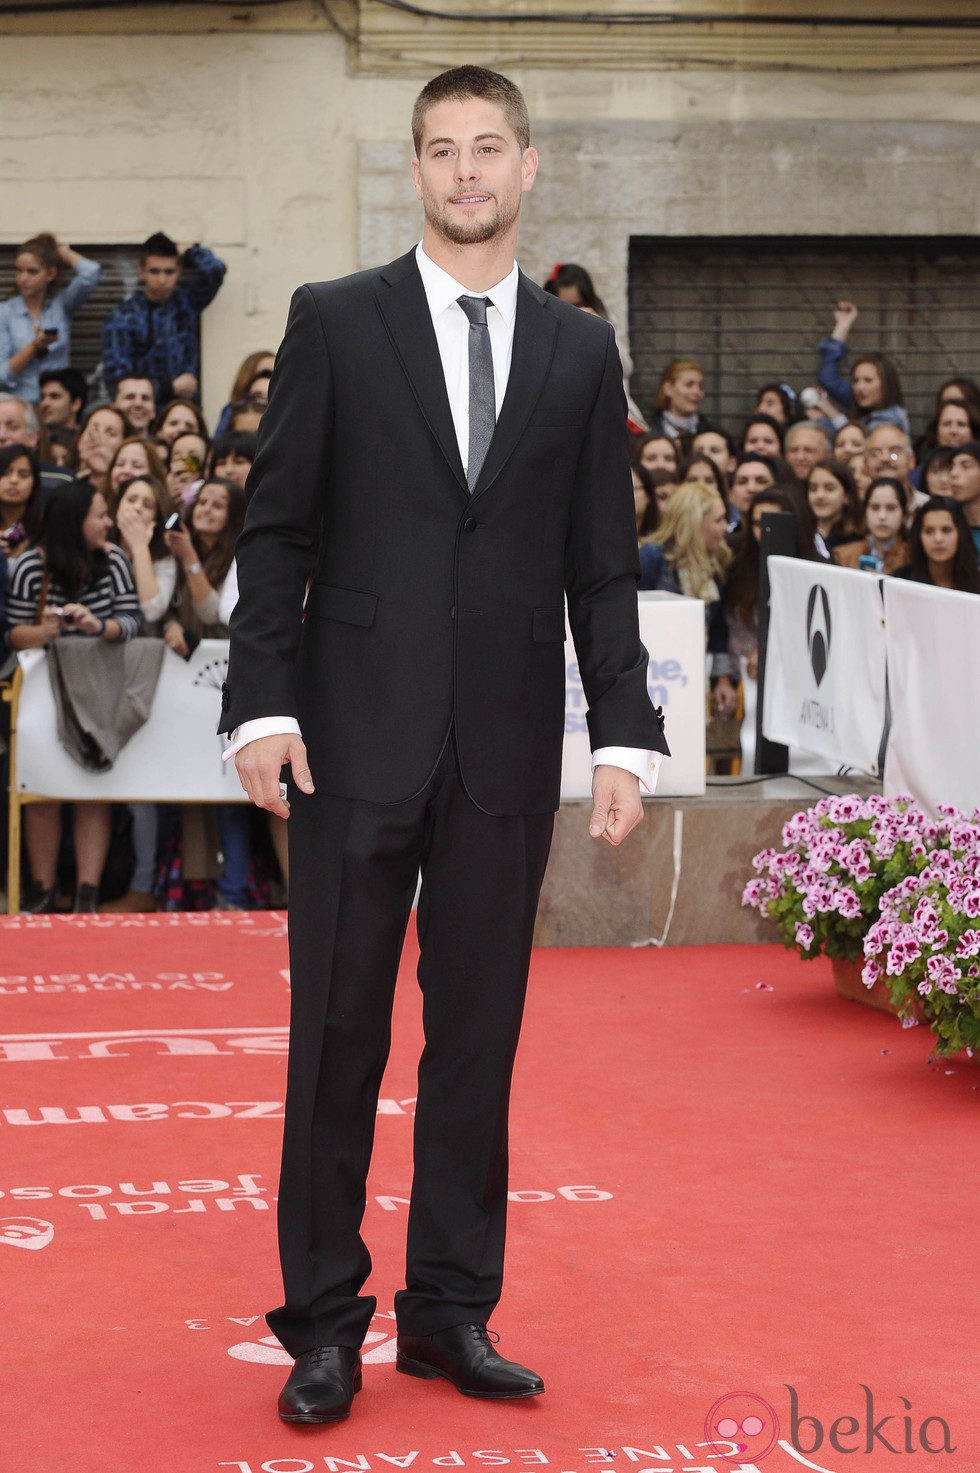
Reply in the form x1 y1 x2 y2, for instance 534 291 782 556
787 1384 955 1458
704 1384 955 1467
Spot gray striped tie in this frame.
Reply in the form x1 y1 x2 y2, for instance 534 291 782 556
457 294 495 491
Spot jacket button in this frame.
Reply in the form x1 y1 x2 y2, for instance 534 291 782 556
463 517 477 533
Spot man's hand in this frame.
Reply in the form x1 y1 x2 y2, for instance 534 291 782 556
235 733 315 820
589 764 643 846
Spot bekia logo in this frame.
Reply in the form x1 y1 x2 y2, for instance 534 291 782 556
806 585 832 687
703 1390 779 1462
0 1217 54 1250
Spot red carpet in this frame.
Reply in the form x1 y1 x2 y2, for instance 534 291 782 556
1 914 975 1473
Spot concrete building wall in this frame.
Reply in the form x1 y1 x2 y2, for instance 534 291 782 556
0 28 977 420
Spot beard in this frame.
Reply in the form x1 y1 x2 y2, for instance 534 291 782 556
424 190 520 247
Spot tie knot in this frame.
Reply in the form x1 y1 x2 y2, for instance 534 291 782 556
458 294 490 326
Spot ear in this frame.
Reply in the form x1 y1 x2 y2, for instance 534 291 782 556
411 157 423 200
521 147 539 193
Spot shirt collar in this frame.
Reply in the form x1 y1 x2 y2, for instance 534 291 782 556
416 242 519 327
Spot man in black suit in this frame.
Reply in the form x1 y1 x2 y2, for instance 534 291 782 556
221 65 668 1425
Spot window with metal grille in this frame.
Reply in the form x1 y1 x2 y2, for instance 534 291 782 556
0 245 203 403
628 236 980 438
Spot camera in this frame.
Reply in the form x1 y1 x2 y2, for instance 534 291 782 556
3 522 26 549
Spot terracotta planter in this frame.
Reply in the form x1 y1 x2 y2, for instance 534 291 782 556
831 956 903 1016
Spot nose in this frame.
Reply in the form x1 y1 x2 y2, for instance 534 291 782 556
454 151 480 182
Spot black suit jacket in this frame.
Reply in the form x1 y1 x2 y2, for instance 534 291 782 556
220 249 667 815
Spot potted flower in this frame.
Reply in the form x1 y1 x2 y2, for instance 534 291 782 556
863 809 980 1057
742 793 952 1012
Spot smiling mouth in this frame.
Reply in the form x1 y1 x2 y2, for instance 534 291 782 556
450 194 492 205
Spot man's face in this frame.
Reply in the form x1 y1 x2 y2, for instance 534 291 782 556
785 427 829 482
114 378 156 432
864 428 912 487
139 254 181 304
412 97 538 249
38 381 80 428
0 400 37 449
948 451 980 511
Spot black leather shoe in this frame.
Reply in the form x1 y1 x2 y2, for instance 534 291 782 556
23 884 57 914
396 1323 544 1399
278 1346 362 1424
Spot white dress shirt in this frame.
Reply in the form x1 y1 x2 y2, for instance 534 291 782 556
225 243 660 793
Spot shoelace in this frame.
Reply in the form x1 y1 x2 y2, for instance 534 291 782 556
305 1346 343 1365
468 1324 500 1346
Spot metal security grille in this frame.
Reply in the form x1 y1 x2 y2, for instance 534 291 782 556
628 236 980 438
0 245 203 401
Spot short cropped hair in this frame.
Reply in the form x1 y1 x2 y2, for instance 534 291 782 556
412 66 531 156
40 367 89 411
785 420 831 451
140 231 179 262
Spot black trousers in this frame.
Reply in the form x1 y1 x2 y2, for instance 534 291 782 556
266 736 555 1356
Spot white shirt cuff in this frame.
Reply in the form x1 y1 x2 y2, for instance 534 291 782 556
222 715 301 761
592 747 662 795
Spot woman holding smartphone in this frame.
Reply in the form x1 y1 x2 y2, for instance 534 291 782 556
0 233 101 403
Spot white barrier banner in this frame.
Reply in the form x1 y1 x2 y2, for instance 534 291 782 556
883 578 980 814
562 592 706 798
15 641 243 801
762 558 887 775
18 598 706 804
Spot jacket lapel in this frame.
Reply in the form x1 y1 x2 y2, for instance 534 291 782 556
472 272 558 500
376 251 468 495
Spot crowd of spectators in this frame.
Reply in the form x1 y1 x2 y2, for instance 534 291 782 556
1 245 979 914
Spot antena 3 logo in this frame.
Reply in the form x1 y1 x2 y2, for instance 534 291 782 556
806 584 832 687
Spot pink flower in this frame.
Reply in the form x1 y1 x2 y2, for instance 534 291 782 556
827 795 865 823
795 923 815 950
926 955 960 989
741 879 766 907
862 958 882 986
836 888 862 920
956 930 980 959
962 892 980 919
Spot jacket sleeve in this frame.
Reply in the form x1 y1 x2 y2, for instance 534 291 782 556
59 255 102 316
183 246 227 312
564 325 669 756
817 335 853 408
219 285 332 733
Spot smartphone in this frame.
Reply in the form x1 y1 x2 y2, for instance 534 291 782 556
164 512 182 531
41 328 59 340
3 522 26 549
858 553 884 573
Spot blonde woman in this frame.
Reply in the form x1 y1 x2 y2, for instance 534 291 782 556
638 479 739 714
